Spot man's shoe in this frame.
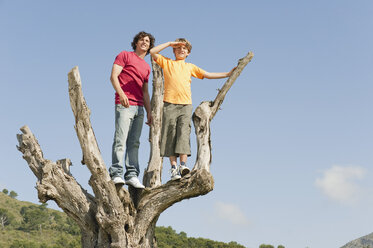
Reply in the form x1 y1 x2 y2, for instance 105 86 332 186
112 177 125 186
179 165 190 176
170 167 181 180
125 177 145 189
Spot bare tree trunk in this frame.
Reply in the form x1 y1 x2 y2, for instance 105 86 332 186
143 60 164 189
16 52 253 248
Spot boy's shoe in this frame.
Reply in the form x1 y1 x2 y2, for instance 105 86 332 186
170 167 181 180
125 177 145 189
179 165 190 176
112 177 125 186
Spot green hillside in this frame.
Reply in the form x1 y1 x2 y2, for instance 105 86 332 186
155 226 245 248
0 192 80 248
0 192 246 248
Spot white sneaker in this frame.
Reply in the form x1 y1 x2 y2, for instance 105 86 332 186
112 177 125 186
125 177 145 189
170 167 181 180
179 165 190 176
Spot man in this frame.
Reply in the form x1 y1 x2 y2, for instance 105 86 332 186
109 31 155 188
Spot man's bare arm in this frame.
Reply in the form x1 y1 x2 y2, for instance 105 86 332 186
142 83 152 125
110 64 129 107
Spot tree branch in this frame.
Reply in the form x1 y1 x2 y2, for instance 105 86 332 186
134 169 213 242
144 60 164 188
193 51 254 171
210 51 254 119
67 66 129 246
16 125 97 234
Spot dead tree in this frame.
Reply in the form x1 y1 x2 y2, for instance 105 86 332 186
16 51 253 248
0 215 8 230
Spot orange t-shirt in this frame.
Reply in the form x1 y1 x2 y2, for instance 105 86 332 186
155 55 206 104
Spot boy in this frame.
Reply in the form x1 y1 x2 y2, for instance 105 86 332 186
150 38 235 180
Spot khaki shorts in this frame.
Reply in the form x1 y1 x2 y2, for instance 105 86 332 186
160 102 193 157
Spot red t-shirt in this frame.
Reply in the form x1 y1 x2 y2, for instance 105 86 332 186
114 51 150 106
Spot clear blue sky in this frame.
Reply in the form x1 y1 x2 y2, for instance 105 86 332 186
1 1 373 247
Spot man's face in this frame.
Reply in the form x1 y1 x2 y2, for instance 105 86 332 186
173 44 190 60
136 36 150 53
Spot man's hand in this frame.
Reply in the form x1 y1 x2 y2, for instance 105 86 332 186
119 93 129 108
146 112 153 126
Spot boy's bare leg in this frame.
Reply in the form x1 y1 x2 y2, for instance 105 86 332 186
180 154 187 164
169 156 177 167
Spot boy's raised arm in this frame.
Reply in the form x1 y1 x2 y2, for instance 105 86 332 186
204 67 236 79
150 41 185 60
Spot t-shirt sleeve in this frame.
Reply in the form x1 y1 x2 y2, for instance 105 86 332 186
155 54 167 68
114 51 127 67
190 64 206 79
145 69 150 83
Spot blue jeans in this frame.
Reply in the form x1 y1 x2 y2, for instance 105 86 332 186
109 104 144 181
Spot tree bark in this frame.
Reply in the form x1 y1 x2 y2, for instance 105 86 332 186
143 60 164 189
16 51 253 248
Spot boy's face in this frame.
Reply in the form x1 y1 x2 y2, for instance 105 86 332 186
136 36 151 53
173 44 190 60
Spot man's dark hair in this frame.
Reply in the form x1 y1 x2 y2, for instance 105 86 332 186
131 31 155 55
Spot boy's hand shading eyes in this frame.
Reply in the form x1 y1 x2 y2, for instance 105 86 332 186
169 41 185 48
